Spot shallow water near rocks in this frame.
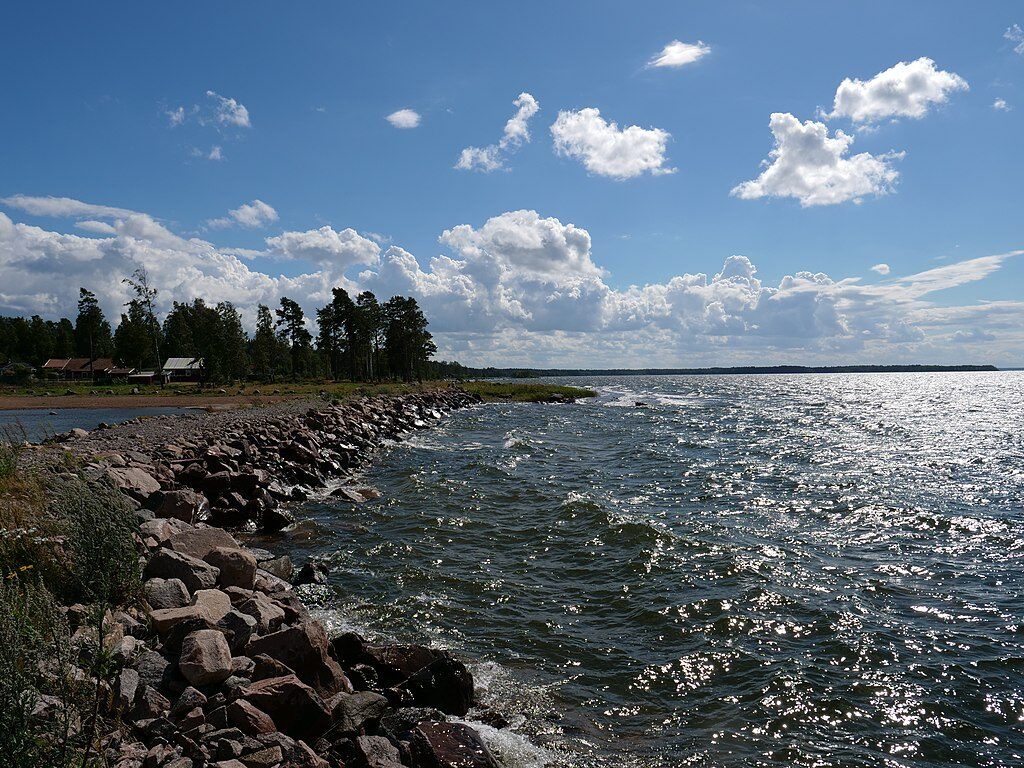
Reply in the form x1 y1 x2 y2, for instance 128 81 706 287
280 373 1024 767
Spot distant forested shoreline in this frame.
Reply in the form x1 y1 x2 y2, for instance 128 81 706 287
462 364 999 377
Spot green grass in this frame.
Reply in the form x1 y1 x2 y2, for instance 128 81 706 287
1 379 599 404
459 380 597 402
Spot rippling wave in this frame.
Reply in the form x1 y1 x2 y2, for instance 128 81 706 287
276 373 1024 767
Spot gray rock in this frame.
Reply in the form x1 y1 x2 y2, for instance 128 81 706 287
328 690 389 734
355 735 404 768
144 577 190 610
114 667 140 711
218 609 257 654
144 549 220 593
169 526 240 560
156 488 210 523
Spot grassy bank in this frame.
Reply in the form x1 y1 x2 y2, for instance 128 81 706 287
0 379 598 409
0 441 142 766
460 380 597 402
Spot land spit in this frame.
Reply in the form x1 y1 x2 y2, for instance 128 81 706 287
31 387 560 768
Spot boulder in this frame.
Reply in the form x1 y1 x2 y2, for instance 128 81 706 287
139 517 190 545
409 722 499 768
169 526 240 560
217 609 257 654
336 638 474 716
114 667 140 711
144 549 220 593
144 577 190 610
150 588 231 635
245 622 351 697
107 466 161 500
170 686 207 719
239 675 332 742
226 699 276 735
205 547 257 590
178 629 233 687
156 489 210 523
355 735 404 768
238 595 285 634
133 686 171 720
239 745 282 768
402 654 475 717
259 555 293 582
328 691 389 734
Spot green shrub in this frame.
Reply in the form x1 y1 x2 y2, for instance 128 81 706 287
0 578 84 768
45 475 141 607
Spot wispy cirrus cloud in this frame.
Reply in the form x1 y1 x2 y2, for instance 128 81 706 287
647 39 711 69
206 200 279 229
456 92 540 172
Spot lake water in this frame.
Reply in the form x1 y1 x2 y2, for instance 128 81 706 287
276 373 1024 767
0 407 186 443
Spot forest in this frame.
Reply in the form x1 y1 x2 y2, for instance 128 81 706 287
0 270 463 383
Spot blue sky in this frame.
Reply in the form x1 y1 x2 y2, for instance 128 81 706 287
1 2 1022 366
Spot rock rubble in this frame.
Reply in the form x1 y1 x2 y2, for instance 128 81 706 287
56 390 515 767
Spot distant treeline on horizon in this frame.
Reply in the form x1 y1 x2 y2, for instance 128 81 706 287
463 364 1000 377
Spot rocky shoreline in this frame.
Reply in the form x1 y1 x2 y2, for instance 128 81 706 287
43 388 529 768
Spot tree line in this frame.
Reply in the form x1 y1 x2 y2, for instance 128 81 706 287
0 270 458 383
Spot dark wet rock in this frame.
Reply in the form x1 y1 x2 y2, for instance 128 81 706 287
401 654 475 716
245 622 351 698
293 561 328 586
240 675 332 743
259 555 293 582
217 609 257 654
408 722 499 768
259 507 294 533
379 707 446 739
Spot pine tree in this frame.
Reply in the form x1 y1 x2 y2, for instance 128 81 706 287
74 288 113 378
276 297 314 379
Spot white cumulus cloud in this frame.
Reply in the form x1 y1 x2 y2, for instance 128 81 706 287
731 113 903 207
266 226 380 270
386 109 421 129
824 57 968 125
550 108 675 180
993 98 1011 112
207 200 279 229
456 92 540 172
1 197 1020 367
871 263 891 275
647 39 711 69
205 91 251 128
